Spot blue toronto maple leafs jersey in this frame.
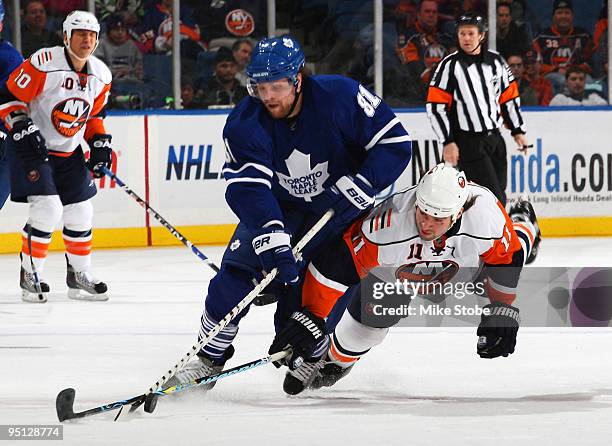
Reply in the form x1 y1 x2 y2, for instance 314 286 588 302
222 75 412 231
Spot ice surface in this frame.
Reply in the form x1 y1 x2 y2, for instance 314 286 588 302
1 238 612 445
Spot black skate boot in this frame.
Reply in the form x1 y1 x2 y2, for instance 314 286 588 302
165 345 235 391
508 197 541 264
20 262 49 303
311 362 354 389
66 255 109 301
283 357 326 395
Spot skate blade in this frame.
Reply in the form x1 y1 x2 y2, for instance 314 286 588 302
21 289 48 303
67 288 109 301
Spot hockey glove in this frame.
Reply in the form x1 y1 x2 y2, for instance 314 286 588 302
314 175 376 227
477 302 520 359
252 227 299 285
269 309 327 370
10 118 48 169
87 134 113 178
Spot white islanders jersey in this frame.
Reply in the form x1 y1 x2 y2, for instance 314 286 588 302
1 46 111 153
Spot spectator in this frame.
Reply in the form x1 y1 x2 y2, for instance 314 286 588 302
395 0 454 86
592 4 608 79
507 54 538 106
95 0 144 24
496 2 530 60
232 38 253 87
533 0 594 94
523 49 554 106
180 77 202 109
394 1 417 31
139 0 204 60
20 0 62 58
196 47 247 108
95 14 143 82
549 66 607 106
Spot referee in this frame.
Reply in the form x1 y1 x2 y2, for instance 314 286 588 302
426 13 528 205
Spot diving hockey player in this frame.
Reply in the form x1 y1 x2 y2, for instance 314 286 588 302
271 163 541 394
0 11 113 302
166 35 412 389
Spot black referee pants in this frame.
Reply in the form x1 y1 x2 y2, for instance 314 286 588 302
455 130 507 205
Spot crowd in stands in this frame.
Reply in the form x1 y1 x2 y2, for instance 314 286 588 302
3 0 609 109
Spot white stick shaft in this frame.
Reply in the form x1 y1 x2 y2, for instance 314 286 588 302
146 209 334 393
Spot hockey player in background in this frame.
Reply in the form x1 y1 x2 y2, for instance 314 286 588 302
0 11 113 302
272 163 541 394
166 35 412 389
0 0 23 209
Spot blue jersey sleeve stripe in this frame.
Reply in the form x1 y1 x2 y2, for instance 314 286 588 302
377 135 411 144
364 117 400 150
226 177 272 188
222 162 273 178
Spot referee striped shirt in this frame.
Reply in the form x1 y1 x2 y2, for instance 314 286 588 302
426 49 526 144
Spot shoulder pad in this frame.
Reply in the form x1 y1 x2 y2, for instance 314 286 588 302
87 55 112 84
460 185 506 238
29 46 67 71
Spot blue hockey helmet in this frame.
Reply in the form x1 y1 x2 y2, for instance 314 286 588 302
246 36 305 88
0 1 4 22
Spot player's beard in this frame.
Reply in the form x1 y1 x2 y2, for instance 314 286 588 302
263 100 292 119
262 90 299 119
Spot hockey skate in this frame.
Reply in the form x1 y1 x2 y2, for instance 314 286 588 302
20 265 49 303
165 346 234 392
282 357 326 395
508 197 541 264
66 256 109 301
311 362 354 390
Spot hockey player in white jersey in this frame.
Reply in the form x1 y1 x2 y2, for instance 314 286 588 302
0 11 113 302
270 163 541 394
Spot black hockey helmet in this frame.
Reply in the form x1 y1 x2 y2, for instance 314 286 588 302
455 12 487 33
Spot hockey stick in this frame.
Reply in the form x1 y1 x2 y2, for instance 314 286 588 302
25 223 45 303
55 350 290 421
99 166 219 273
55 210 333 422
141 349 290 414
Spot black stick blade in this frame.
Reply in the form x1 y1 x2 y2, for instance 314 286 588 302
144 394 158 414
56 388 76 422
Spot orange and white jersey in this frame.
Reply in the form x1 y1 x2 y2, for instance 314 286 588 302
0 46 111 153
344 183 522 282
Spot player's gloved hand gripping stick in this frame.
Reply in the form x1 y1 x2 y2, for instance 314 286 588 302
55 209 334 422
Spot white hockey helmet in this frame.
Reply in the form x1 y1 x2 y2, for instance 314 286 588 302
63 10 100 47
416 163 469 223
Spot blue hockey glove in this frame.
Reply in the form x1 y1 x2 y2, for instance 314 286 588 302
314 175 376 227
252 226 299 285
269 308 328 370
477 302 520 359
10 118 48 169
87 134 113 178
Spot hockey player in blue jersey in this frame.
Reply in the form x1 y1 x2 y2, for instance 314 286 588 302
166 35 412 391
0 1 24 209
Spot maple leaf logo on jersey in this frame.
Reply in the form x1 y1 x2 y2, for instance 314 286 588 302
277 149 329 201
51 98 91 137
